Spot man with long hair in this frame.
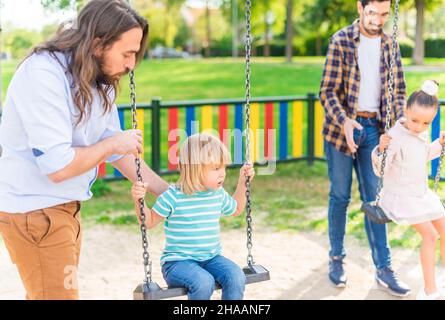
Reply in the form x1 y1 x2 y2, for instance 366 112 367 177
0 0 168 300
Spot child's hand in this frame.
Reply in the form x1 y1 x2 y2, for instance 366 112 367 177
440 131 445 146
239 163 255 183
132 181 148 201
379 133 391 153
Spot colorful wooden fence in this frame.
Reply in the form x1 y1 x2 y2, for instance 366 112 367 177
93 95 445 182
98 94 323 179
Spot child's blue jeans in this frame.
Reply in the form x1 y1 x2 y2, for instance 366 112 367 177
161 255 246 300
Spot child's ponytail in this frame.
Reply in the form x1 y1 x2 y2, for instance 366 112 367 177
406 80 439 110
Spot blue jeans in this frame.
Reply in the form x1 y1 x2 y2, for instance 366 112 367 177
161 255 246 300
325 117 391 270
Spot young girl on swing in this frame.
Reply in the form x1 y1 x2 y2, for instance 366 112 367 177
373 80 445 300
131 133 255 300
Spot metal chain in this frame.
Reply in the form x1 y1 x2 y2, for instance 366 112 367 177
434 145 445 193
244 0 254 268
130 70 152 284
375 0 400 206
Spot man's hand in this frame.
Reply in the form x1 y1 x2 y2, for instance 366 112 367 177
342 118 363 154
107 129 143 157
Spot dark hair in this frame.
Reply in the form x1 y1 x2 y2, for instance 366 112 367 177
27 0 149 124
360 0 392 8
406 81 440 110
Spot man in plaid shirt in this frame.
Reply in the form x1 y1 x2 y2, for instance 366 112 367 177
319 0 410 297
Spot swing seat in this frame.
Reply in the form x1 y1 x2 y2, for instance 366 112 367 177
361 202 392 224
133 264 270 300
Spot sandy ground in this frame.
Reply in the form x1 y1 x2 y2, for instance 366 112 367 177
0 224 438 300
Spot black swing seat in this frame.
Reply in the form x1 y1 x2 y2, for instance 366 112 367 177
361 202 392 224
133 264 270 300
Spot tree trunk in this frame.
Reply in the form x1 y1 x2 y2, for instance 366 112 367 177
412 0 425 65
264 13 270 57
232 0 238 57
164 4 170 47
402 10 409 40
205 2 212 58
315 35 323 56
285 0 293 62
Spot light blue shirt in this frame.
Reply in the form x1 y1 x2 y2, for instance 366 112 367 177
152 185 238 266
0 51 123 213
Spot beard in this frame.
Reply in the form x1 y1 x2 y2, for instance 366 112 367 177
364 25 382 36
95 55 130 86
362 17 383 36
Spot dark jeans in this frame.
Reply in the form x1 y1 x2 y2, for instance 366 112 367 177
325 117 391 269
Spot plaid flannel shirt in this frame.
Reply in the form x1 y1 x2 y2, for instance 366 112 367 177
319 19 406 155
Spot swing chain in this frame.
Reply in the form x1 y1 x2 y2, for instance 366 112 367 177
130 70 152 284
434 145 445 193
375 0 399 206
244 0 254 268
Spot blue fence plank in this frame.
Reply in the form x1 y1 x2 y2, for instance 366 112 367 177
432 105 441 178
279 102 288 160
186 106 196 136
234 103 244 165
114 109 126 178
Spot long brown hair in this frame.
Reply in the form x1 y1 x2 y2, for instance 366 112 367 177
28 0 148 124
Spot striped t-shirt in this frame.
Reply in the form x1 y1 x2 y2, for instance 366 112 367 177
152 185 238 265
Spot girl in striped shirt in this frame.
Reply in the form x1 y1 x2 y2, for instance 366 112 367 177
131 133 255 300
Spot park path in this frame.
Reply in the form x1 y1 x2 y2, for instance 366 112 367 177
0 223 435 300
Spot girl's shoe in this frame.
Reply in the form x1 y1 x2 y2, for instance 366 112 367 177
416 287 445 300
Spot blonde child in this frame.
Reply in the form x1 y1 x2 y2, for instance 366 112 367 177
373 80 445 300
131 133 255 300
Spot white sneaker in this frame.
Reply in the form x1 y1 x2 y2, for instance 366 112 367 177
416 287 445 300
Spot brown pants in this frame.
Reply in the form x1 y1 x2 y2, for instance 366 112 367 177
0 201 82 300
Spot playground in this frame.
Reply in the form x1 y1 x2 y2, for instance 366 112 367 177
1 223 436 300
2 0 445 301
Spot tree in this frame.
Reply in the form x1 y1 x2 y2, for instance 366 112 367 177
204 0 212 57
139 1 186 49
4 29 43 59
41 0 84 11
251 0 285 57
301 0 356 56
413 0 425 64
162 0 183 48
194 3 230 55
253 0 273 57
410 0 442 65
231 0 239 57
220 0 243 57
285 0 294 62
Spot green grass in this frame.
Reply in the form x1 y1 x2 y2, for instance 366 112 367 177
4 57 445 104
116 57 445 103
84 159 445 250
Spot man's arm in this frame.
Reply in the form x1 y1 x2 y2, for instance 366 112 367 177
48 130 142 183
319 39 347 127
111 154 169 197
320 38 363 153
48 139 114 183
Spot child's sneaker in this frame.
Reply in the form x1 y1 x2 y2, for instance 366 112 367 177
416 287 445 300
